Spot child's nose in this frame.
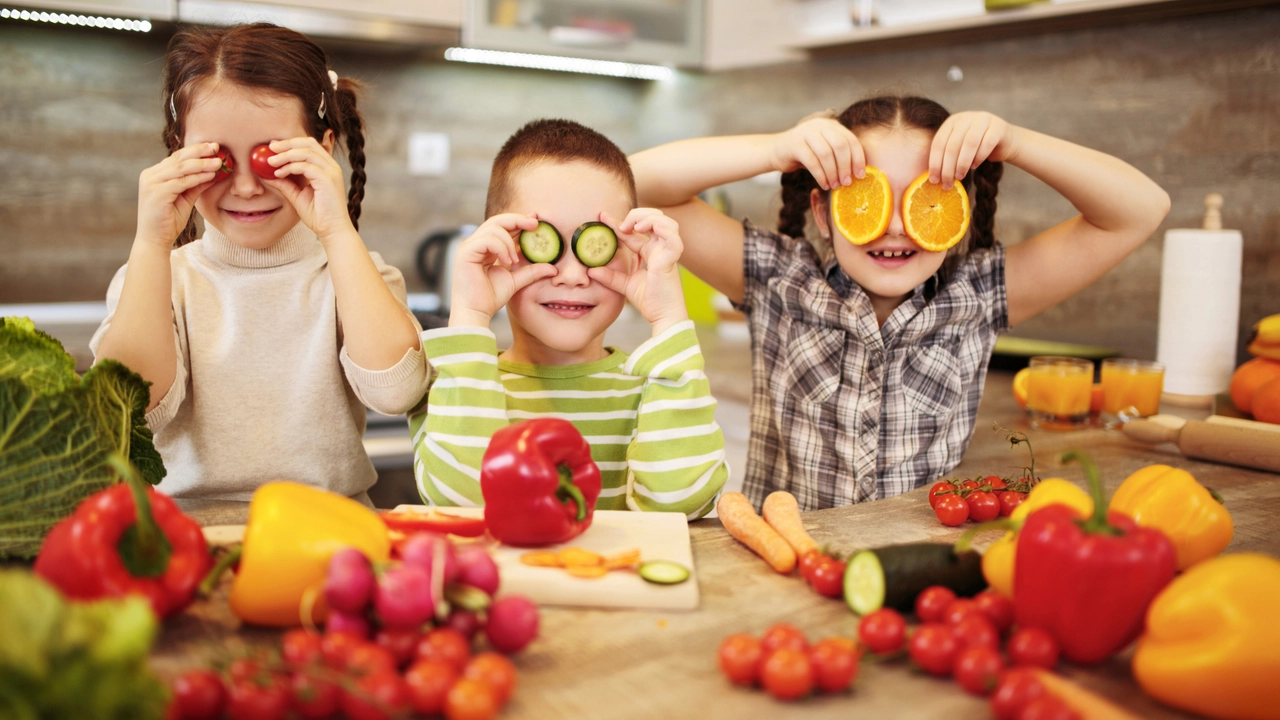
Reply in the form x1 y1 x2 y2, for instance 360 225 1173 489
550 252 591 287
229 161 264 197
886 194 906 237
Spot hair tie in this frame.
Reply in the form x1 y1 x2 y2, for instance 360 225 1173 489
318 70 339 120
328 69 338 88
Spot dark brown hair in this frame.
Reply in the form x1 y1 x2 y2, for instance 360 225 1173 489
779 96 1002 284
486 119 636 218
161 23 367 245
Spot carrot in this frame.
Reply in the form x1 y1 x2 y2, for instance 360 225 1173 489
717 492 797 573
762 491 819 557
1031 670 1143 720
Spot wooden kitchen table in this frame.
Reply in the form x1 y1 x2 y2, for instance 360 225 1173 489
154 371 1280 719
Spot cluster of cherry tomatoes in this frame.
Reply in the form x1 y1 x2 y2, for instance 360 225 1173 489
798 549 846 599
166 625 517 720
928 475 1038 527
717 624 860 702
857 586 1079 720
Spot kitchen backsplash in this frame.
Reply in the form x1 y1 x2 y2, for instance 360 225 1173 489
1 6 1276 361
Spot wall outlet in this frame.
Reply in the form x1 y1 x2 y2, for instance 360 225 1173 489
408 132 450 176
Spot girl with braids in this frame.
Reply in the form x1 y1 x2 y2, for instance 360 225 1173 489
91 23 428 503
630 97 1169 510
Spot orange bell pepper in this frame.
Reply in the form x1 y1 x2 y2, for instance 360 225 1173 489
228 482 390 627
1133 553 1280 720
981 478 1093 597
1108 464 1233 570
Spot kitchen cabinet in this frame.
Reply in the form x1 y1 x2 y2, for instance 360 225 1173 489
175 0 461 44
14 0 175 19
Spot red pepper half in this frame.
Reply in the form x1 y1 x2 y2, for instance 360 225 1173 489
480 418 602 547
34 454 211 619
381 509 487 538
1013 451 1177 665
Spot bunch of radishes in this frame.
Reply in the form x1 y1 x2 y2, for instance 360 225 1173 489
325 533 537 656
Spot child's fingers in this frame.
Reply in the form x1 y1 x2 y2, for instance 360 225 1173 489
972 125 1004 169
510 262 558 292
928 122 956 184
952 117 991 181
154 156 223 183
800 135 836 191
939 121 972 189
817 125 857 186
615 207 663 233
486 212 540 238
585 266 628 296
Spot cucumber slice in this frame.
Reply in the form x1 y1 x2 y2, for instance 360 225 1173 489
638 560 690 585
520 221 564 264
571 222 618 268
843 543 986 616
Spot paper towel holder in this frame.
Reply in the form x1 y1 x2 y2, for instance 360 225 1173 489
1203 192 1223 231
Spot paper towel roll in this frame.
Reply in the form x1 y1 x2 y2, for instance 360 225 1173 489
1156 228 1242 396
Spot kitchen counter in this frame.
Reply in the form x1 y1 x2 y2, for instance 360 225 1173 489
152 373 1280 719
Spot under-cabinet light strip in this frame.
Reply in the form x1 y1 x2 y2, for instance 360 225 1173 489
444 47 673 81
0 7 152 31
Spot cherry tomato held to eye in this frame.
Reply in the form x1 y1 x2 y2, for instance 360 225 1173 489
966 491 1001 523
928 481 956 509
214 148 234 181
915 586 957 624
249 143 278 180
934 494 970 527
858 608 907 654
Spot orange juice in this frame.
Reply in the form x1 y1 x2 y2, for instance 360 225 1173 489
1101 359 1164 418
1026 357 1094 429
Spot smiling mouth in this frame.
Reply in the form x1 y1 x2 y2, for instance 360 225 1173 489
542 302 595 311
868 249 917 259
224 208 278 221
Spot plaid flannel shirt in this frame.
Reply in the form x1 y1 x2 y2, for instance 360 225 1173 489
735 221 1008 511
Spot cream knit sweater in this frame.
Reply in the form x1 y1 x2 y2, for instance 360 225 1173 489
90 222 429 501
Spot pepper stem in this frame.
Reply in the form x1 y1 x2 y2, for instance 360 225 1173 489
556 465 587 522
199 544 242 596
1059 450 1121 536
954 518 1018 553
108 453 173 578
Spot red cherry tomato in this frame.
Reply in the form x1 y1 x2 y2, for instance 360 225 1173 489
416 628 472 673
405 659 459 716
810 556 846 599
214 148 234 181
1007 627 1061 670
760 623 809 655
346 643 398 678
942 598 982 626
463 652 517 707
1020 695 1082 720
990 668 1047 720
171 670 226 720
289 672 341 720
915 586 957 623
799 550 826 583
999 491 1027 517
444 678 498 720
966 490 1001 523
858 608 907 654
281 630 323 667
374 627 421 668
760 648 814 702
974 590 1016 633
951 614 999 651
320 631 364 667
808 637 859 693
928 481 956 509
961 480 981 490
953 645 1005 696
226 675 290 720
934 494 970 527
249 144 278 180
717 633 764 686
984 475 1007 490
341 672 410 720
908 624 959 676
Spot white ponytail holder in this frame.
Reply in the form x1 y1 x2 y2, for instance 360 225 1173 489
328 69 338 88
317 70 339 120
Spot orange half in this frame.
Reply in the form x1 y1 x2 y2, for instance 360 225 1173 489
902 172 970 252
1013 368 1031 409
831 166 892 245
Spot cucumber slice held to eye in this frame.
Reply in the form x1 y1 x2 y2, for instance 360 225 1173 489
571 222 619 268
519 221 564 264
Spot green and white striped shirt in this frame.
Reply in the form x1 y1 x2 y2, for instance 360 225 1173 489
409 320 728 519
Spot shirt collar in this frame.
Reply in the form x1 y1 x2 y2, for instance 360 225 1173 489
201 221 321 269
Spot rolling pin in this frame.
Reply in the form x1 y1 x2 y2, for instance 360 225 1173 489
1123 414 1280 473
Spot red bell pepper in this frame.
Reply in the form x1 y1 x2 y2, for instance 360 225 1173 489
33 455 211 619
382 509 487 538
480 418 602 547
1013 451 1177 665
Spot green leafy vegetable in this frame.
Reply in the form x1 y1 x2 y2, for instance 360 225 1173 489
0 317 165 558
0 569 168 720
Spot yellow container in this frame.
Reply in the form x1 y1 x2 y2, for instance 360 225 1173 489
1026 356 1094 430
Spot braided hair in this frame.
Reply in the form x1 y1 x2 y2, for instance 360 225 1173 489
160 23 368 246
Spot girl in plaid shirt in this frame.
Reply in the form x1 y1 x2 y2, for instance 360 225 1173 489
631 96 1170 510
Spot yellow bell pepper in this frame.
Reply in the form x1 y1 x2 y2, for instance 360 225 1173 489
1108 464 1233 570
229 482 390 627
982 478 1093 597
1133 553 1280 720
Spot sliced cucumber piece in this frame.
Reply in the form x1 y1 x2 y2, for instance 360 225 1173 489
843 543 985 616
844 550 886 616
520 221 564 264
638 560 690 585
571 222 618 268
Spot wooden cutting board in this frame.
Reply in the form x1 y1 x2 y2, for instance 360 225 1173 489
392 506 700 612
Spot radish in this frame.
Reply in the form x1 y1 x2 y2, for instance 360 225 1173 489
445 609 483 641
325 609 370 638
399 533 459 585
485 595 538 654
374 564 437 629
455 544 500 597
324 548 375 615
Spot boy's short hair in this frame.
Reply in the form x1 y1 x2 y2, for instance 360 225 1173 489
486 119 637 218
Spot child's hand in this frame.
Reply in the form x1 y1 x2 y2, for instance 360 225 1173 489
929 111 1021 189
588 209 689 336
771 115 866 191
258 136 353 242
135 143 223 248
449 214 557 328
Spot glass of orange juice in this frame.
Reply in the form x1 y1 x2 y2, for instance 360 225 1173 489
1026 356 1094 430
1100 358 1164 427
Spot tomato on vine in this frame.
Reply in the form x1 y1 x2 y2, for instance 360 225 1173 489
934 494 969 526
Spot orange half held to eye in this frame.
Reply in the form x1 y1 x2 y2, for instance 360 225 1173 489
903 172 970 252
830 167 893 246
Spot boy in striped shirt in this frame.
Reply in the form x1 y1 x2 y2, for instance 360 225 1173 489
408 119 728 518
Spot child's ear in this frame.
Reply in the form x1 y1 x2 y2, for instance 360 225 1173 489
810 188 832 239
321 129 336 155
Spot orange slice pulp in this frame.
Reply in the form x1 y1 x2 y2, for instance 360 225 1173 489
902 172 970 252
1013 368 1031 409
830 166 892 245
